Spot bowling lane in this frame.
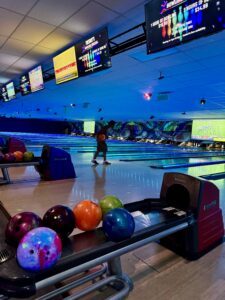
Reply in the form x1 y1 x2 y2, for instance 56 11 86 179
1 133 225 222
1 131 219 154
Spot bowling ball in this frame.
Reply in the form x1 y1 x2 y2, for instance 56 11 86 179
99 195 123 216
103 208 135 242
98 134 106 142
14 151 23 162
17 227 62 272
43 205 75 239
3 153 16 162
5 212 42 246
73 200 102 231
0 152 4 161
23 151 34 162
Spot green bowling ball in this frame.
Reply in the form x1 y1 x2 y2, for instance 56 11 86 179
99 195 123 216
23 151 34 162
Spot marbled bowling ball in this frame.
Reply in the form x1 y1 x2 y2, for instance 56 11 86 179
4 153 16 162
99 195 123 216
43 205 75 239
17 227 62 272
0 152 5 161
103 208 135 242
5 212 42 246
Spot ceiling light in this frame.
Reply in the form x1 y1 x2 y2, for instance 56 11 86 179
144 92 152 100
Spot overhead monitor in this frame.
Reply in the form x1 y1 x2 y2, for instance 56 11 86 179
1 86 8 102
192 119 225 141
53 46 78 84
29 65 44 92
20 74 31 96
83 121 95 134
76 28 111 76
6 82 16 101
145 0 225 54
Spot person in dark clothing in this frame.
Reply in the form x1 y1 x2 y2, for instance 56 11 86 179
92 120 115 165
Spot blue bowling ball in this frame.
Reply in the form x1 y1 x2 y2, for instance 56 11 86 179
103 208 135 242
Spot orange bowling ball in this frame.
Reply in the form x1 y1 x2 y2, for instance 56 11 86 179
97 134 106 142
73 200 102 231
14 151 24 162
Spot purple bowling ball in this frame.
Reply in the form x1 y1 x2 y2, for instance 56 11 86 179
43 205 75 239
0 152 4 161
5 212 42 246
4 153 16 162
17 227 62 272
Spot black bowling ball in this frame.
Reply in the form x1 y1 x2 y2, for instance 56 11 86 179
43 205 75 239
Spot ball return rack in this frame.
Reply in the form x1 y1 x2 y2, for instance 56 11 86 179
0 172 224 299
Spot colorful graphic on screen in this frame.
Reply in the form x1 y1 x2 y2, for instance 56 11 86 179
29 65 44 92
83 121 95 134
192 120 225 141
76 28 111 76
6 82 16 101
53 46 78 84
20 74 31 96
1 86 8 101
145 0 225 53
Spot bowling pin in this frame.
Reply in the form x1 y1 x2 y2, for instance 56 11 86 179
184 6 189 32
177 6 184 41
172 10 178 36
191 8 197 29
167 15 172 37
197 5 203 25
178 6 183 24
84 55 87 69
162 18 167 38
178 25 183 41
87 52 91 68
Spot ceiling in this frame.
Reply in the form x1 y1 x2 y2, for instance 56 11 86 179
0 0 225 122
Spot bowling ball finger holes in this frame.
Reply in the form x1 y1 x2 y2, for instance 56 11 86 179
28 249 50 260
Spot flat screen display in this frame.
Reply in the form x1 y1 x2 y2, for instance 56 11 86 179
192 119 225 141
6 82 16 100
83 121 95 134
145 0 225 54
53 46 78 84
76 28 111 76
29 65 44 92
1 86 8 102
20 74 31 96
